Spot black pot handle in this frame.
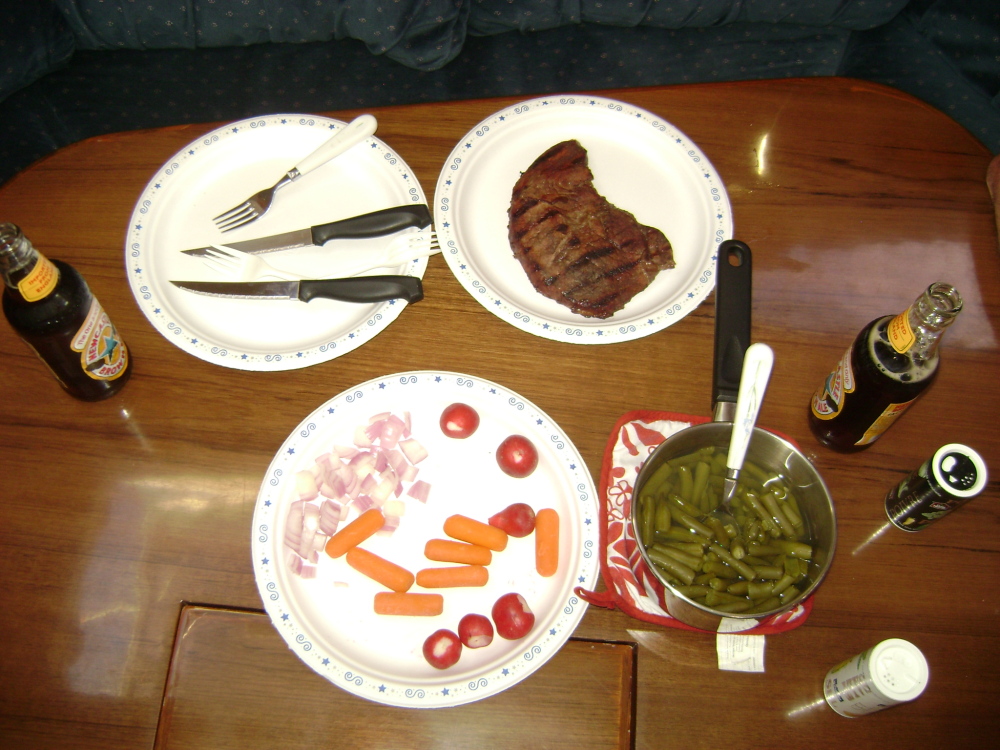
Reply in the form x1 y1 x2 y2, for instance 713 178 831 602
713 240 753 414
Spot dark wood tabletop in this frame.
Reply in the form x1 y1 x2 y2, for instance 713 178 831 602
1 78 997 749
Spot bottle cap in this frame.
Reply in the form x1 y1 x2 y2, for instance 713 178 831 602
932 444 987 498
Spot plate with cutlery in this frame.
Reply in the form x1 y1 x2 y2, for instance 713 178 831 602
125 114 434 371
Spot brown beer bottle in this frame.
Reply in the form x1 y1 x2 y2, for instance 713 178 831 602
808 283 962 452
0 223 132 401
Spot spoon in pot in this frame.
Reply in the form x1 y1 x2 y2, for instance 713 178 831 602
722 342 775 507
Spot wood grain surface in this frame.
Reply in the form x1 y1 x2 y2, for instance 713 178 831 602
0 78 997 749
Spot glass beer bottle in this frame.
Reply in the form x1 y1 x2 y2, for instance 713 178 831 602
808 283 962 452
0 222 132 401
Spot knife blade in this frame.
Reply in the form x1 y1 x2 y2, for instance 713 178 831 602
181 204 432 257
170 275 424 304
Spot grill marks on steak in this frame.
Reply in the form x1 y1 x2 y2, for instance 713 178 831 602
508 139 674 319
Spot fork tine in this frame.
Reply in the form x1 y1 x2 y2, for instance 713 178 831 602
216 207 258 232
212 203 250 224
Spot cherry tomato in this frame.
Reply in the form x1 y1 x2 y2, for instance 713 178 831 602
439 403 480 439
496 434 538 478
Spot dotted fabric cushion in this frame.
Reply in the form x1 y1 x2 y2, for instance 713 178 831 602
0 0 75 103
53 0 469 71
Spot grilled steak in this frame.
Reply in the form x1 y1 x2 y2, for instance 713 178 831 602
508 139 674 319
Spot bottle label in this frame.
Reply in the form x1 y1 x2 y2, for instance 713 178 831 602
855 400 915 445
72 298 129 380
16 255 59 302
810 346 855 420
887 308 915 353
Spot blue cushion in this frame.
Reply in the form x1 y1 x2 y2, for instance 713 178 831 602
468 0 910 35
0 0 75 103
53 0 468 71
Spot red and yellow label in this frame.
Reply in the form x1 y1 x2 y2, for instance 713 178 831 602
16 255 59 302
72 298 129 381
887 309 915 353
810 346 855 420
855 401 915 445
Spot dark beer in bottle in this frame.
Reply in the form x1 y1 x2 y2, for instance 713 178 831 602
808 283 962 452
0 223 132 401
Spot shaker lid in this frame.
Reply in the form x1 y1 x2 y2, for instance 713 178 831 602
871 638 929 701
933 444 987 498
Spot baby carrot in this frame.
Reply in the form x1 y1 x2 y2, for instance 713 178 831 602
345 547 415 592
443 514 508 552
535 508 560 577
424 538 493 566
373 591 444 616
416 565 489 588
325 508 385 558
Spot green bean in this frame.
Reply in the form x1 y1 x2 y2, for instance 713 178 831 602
668 493 703 518
761 492 797 539
708 577 730 591
712 599 755 613
667 447 712 468
779 586 801 604
751 565 784 580
708 542 757 581
651 543 702 571
642 461 674 493
692 461 711 510
769 539 813 559
747 581 774 600
677 464 694 501
693 572 715 585
703 515 730 545
747 542 780 557
648 548 697 585
727 581 749 596
674 585 711 599
730 539 746 560
779 498 803 529
654 499 672 532
703 560 739 578
705 589 744 606
770 574 796 597
641 496 655 545
669 506 714 538
654 527 704 544
662 541 707 557
750 596 782 613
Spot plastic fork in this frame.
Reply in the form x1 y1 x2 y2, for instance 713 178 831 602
199 232 440 282
212 114 378 232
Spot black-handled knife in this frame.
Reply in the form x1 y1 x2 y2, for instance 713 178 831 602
180 204 432 257
170 276 424 304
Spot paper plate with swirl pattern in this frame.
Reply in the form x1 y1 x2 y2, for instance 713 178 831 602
125 114 427 371
251 371 600 707
434 95 731 343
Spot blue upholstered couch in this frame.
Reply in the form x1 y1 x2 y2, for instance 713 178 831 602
2 1 998 186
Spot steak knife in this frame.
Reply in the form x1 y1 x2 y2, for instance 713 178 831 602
180 204 432 257
170 276 424 304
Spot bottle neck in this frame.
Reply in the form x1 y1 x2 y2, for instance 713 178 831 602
0 222 42 291
901 283 963 364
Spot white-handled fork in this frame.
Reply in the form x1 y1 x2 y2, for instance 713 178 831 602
198 231 440 282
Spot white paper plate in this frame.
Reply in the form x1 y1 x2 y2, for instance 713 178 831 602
251 371 600 708
125 115 427 370
434 95 732 343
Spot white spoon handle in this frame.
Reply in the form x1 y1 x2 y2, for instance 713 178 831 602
727 342 775 478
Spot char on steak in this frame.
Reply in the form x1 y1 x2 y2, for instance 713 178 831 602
508 139 674 319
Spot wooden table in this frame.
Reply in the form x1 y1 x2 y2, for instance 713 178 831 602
1 78 997 749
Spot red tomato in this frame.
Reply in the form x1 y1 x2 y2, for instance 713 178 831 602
496 435 538 478
439 403 480 439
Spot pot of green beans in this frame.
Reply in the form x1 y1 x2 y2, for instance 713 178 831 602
628 240 836 631
629 422 836 631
